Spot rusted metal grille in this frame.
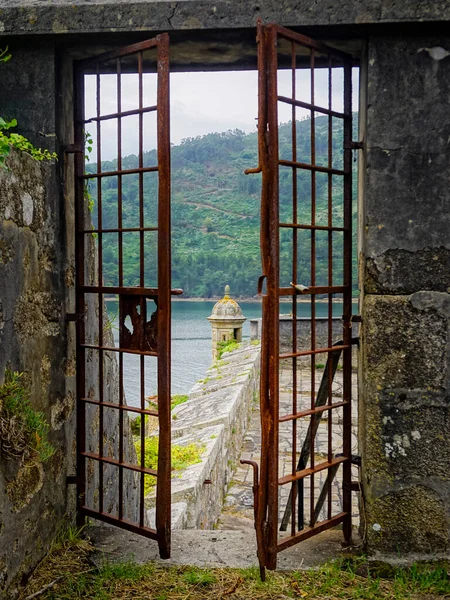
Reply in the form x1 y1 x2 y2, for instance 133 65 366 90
255 23 355 573
73 35 176 558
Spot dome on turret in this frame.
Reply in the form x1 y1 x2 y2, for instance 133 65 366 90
208 285 245 321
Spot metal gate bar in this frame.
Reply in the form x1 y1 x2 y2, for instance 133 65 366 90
255 22 354 572
73 35 176 557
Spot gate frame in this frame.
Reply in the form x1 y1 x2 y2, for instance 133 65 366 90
72 34 173 558
254 21 355 573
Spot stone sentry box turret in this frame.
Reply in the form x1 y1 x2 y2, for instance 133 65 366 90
208 285 246 360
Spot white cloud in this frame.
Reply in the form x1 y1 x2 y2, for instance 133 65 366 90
84 68 359 162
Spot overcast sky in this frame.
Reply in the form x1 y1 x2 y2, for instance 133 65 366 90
85 69 359 161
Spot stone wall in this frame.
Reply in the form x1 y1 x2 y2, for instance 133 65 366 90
0 150 74 598
359 36 450 557
250 316 358 367
0 148 139 597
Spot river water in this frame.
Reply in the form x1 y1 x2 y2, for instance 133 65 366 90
106 300 355 408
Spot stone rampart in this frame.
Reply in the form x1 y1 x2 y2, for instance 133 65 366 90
147 341 260 530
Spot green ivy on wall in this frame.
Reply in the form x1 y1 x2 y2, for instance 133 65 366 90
0 46 58 168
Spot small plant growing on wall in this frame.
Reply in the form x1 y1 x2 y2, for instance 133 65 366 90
217 338 240 359
135 436 204 496
0 370 55 464
0 46 58 168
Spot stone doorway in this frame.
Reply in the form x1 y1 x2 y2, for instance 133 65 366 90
76 29 362 572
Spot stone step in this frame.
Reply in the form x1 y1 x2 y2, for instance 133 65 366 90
147 502 188 530
88 523 353 570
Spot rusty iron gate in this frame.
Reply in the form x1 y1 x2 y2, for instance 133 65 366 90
246 23 356 575
72 35 177 558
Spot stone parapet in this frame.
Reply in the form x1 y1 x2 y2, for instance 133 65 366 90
250 316 358 368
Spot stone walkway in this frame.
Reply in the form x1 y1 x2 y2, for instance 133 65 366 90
218 367 359 532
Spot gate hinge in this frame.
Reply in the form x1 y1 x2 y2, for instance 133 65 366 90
351 454 362 466
66 475 78 485
65 143 83 154
345 141 364 150
66 312 84 323
336 453 361 466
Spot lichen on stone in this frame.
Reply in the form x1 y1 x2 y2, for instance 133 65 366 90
366 485 449 554
0 239 12 264
5 463 44 512
50 391 74 431
14 289 60 342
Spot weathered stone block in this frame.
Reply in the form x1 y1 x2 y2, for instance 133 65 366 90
365 485 449 554
364 36 450 295
365 247 450 295
360 293 450 554
362 295 446 391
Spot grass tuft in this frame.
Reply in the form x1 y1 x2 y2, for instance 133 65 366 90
183 567 216 586
131 395 189 435
0 369 55 464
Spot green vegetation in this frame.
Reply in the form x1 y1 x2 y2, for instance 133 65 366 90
20 540 450 600
0 370 55 464
130 395 196 482
0 47 58 167
171 394 189 409
86 115 358 298
134 436 204 495
0 45 11 63
217 338 240 359
130 395 189 435
0 50 56 167
183 567 216 586
0 117 58 167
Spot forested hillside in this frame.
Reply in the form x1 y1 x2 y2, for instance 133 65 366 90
87 115 358 298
